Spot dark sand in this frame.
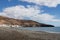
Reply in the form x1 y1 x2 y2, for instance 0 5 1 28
0 27 60 40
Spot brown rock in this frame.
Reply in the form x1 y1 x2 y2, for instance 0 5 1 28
0 16 54 27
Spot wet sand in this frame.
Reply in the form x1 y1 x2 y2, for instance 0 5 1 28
0 27 60 40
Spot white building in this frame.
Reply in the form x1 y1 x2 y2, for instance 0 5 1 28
0 24 22 28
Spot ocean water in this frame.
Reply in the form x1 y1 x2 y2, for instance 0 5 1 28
18 27 60 33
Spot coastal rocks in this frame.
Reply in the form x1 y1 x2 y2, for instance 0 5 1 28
19 21 54 27
40 23 54 27
0 16 54 27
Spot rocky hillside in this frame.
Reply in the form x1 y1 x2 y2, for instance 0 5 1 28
0 16 54 27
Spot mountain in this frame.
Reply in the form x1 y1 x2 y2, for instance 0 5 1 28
0 16 54 27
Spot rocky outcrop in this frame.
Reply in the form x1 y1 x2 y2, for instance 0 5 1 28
0 16 54 27
40 24 54 27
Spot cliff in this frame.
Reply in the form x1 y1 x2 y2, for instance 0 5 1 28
0 16 54 27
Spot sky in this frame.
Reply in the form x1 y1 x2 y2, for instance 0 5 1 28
0 0 60 26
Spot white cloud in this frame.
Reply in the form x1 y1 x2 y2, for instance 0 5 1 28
20 0 60 7
0 5 60 24
0 5 40 20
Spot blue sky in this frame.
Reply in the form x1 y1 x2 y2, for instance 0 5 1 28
0 0 60 26
41 5 60 19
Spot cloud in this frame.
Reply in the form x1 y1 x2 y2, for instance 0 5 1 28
0 5 60 24
19 0 60 7
38 14 60 22
0 5 40 20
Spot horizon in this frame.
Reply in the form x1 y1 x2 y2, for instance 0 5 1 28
0 0 60 27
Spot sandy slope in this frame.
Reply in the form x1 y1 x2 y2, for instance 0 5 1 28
0 27 60 40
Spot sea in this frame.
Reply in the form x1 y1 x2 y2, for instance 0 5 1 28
18 27 60 33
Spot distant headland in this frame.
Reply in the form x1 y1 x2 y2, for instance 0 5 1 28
0 16 54 27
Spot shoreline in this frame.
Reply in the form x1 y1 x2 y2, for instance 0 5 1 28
0 27 60 40
1 27 60 33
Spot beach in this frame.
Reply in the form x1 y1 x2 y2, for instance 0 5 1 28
0 27 60 40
